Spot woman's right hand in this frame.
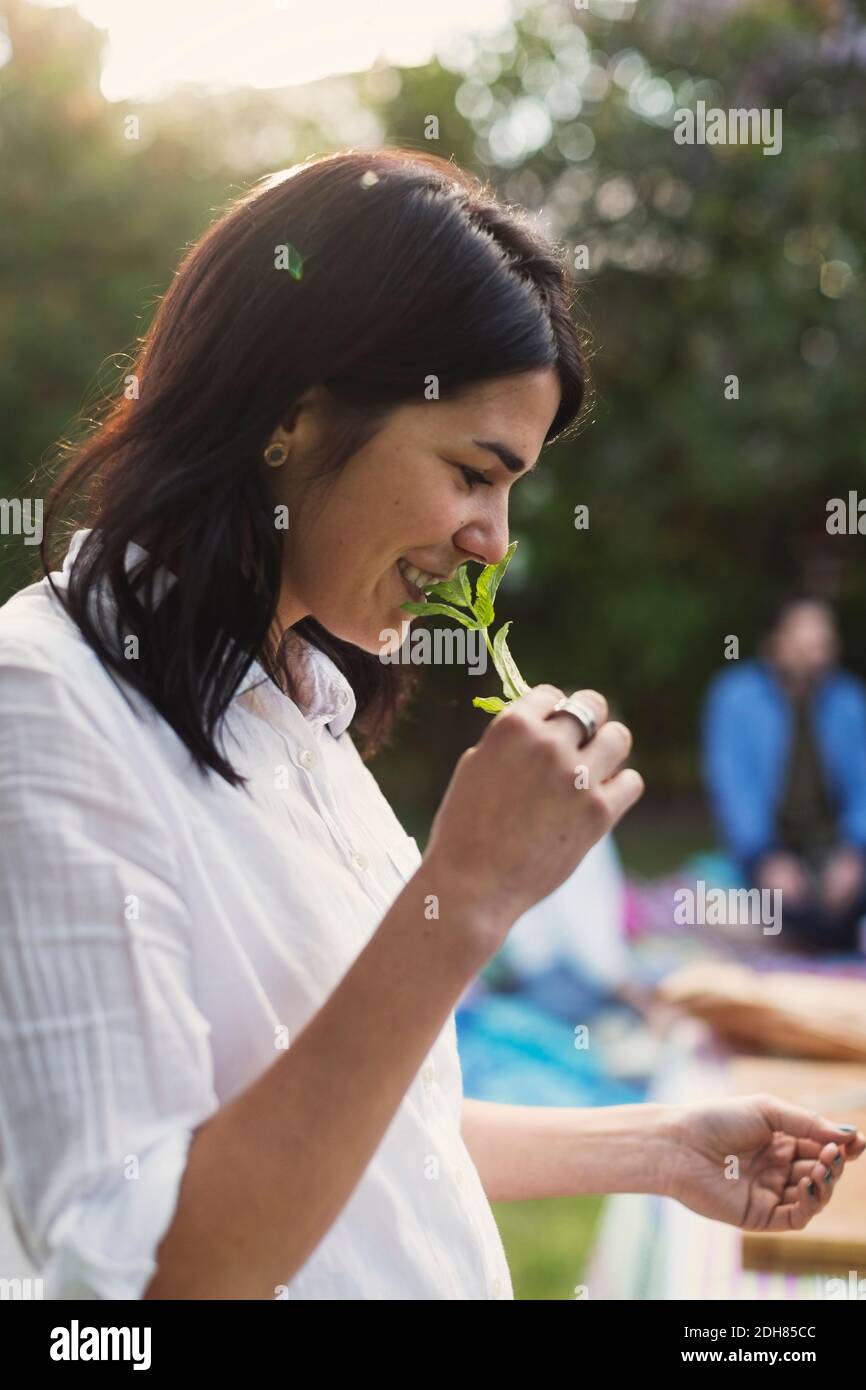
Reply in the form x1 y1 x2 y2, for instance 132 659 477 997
422 684 644 952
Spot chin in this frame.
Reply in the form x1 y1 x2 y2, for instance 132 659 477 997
320 613 411 660
366 619 412 659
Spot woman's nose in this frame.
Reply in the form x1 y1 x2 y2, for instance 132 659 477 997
454 506 510 570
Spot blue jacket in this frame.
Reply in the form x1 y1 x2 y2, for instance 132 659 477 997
701 660 866 875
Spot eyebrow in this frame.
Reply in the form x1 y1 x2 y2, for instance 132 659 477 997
470 438 537 474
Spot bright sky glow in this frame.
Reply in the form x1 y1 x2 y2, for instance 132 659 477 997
29 0 515 101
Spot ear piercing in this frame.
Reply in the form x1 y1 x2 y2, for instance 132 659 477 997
264 441 288 467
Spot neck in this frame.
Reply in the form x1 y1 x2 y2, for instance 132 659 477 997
774 667 817 700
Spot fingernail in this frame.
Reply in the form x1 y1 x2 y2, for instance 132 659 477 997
824 1169 833 1183
833 1152 843 1165
838 1124 856 1132
808 1181 816 1197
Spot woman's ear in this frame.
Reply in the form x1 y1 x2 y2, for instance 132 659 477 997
280 384 332 436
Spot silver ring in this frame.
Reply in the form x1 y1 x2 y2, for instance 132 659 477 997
547 694 598 747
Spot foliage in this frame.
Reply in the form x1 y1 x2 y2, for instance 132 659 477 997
2 0 865 811
400 540 530 712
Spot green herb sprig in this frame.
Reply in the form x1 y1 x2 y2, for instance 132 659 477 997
399 540 530 713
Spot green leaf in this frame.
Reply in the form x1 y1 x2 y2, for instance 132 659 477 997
472 588 495 627
427 565 473 610
492 620 530 701
401 540 528 716
455 565 474 608
286 243 304 280
476 539 518 612
399 600 479 627
472 695 509 713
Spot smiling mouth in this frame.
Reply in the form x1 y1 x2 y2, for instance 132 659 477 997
395 557 445 604
396 562 427 604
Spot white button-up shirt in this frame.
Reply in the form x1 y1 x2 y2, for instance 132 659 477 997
0 528 513 1300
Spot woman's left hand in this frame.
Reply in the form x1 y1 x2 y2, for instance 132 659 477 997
664 1094 866 1230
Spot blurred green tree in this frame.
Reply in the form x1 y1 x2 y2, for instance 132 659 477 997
2 0 864 825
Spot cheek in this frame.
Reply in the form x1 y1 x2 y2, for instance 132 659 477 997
398 474 462 529
380 482 427 522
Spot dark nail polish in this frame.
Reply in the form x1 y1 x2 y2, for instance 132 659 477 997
808 1181 816 1197
833 1152 843 1164
839 1125 856 1132
824 1169 833 1183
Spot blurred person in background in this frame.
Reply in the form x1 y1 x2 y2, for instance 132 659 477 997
702 595 866 953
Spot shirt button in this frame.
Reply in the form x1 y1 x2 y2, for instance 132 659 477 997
338 689 350 706
298 748 317 769
492 1276 503 1297
351 851 368 871
421 1061 435 1085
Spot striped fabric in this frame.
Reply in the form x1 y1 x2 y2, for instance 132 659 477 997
586 1018 835 1300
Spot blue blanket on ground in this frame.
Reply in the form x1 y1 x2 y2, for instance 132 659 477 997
455 992 646 1107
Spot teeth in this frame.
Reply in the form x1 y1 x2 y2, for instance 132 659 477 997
398 558 440 593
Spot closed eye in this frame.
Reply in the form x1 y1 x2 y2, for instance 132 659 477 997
455 463 493 491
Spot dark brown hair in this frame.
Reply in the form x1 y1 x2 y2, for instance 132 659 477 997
39 147 591 786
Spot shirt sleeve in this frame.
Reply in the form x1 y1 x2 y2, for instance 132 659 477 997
0 640 219 1299
700 672 777 868
835 677 866 852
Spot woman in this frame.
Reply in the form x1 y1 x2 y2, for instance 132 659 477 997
0 148 861 1301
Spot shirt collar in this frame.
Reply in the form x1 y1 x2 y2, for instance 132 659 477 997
59 528 357 738
235 640 356 738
